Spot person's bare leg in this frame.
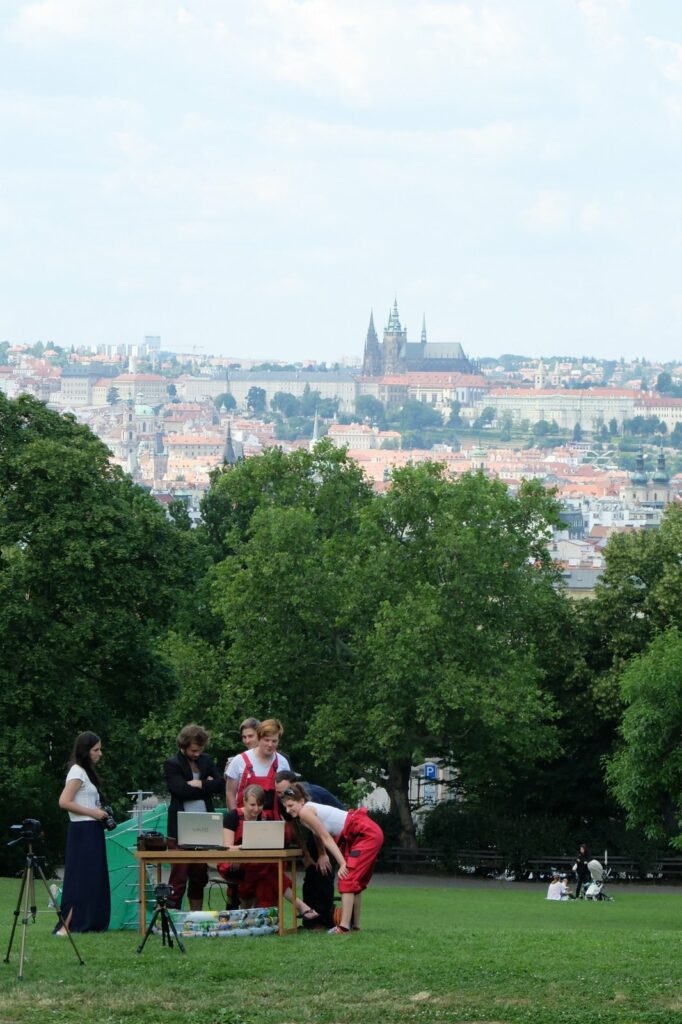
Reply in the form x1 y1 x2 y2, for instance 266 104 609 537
284 886 318 919
55 908 73 936
351 892 362 929
339 892 354 930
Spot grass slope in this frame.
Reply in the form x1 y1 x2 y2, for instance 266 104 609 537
0 879 680 1023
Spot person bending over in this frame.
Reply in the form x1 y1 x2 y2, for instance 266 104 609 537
164 723 225 910
281 783 384 934
275 770 344 928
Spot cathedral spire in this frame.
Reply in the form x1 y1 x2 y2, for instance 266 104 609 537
387 298 402 332
223 420 237 466
362 309 381 377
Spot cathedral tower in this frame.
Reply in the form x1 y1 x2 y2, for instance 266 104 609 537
382 299 406 375
362 311 382 376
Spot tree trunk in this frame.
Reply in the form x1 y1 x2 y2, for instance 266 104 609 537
385 757 417 852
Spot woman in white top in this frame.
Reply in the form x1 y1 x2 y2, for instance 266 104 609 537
56 732 111 934
281 783 384 934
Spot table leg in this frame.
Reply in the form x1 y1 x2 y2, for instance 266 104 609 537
277 860 284 937
289 857 297 932
138 860 146 935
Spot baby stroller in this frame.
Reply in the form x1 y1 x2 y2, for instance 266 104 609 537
582 859 614 901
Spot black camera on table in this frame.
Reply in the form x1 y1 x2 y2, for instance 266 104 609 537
100 805 116 831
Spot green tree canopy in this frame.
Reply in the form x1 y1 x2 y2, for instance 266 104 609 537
355 394 386 426
0 395 198 868
205 452 566 846
246 386 266 416
606 628 682 849
213 392 237 412
271 391 301 418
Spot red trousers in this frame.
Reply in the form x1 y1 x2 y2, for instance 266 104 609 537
218 861 291 908
337 809 384 894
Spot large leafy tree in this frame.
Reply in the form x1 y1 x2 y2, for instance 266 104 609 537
207 450 567 846
0 395 196 866
588 503 682 668
606 628 682 849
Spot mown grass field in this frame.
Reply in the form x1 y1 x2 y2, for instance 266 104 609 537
0 877 680 1024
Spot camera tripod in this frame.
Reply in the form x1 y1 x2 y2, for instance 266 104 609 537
136 887 186 955
3 842 84 979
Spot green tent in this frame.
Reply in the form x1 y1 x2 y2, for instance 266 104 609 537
105 804 168 930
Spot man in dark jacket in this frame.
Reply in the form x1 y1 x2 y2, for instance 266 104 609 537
165 723 225 910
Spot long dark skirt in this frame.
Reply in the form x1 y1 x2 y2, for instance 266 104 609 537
58 820 110 932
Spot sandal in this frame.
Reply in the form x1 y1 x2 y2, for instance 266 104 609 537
300 908 320 921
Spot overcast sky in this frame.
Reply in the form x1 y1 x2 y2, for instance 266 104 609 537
1 1 682 364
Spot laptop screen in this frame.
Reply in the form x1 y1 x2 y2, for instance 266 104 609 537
240 820 285 849
177 811 224 848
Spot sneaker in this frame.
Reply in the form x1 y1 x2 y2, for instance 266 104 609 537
327 925 350 934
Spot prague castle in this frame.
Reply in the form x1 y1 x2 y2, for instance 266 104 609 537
362 300 474 377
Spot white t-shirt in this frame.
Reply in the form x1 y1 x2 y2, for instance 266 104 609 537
65 764 101 823
546 881 564 900
306 801 348 838
225 750 290 785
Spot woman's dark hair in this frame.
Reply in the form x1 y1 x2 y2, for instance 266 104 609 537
68 731 102 790
281 782 308 803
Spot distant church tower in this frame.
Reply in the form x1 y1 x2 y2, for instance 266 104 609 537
121 398 138 478
362 311 381 377
152 431 168 481
383 299 406 375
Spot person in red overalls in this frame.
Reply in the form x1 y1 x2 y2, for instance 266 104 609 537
281 782 384 934
219 784 318 921
225 718 290 820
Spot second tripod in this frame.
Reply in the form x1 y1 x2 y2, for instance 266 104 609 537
136 884 186 955
3 822 84 980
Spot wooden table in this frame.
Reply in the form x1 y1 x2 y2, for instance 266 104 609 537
134 848 303 936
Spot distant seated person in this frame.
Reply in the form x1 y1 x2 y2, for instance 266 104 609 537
219 784 318 923
560 874 572 899
546 872 569 900
275 770 345 929
225 718 290 818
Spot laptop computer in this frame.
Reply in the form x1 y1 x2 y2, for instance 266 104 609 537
240 820 285 850
177 811 226 850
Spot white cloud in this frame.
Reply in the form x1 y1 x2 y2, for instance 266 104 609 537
646 35 682 87
577 0 629 55
522 190 569 231
578 200 625 232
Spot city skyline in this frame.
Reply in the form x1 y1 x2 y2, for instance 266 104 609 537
2 1 682 363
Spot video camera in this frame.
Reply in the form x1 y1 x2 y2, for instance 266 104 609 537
153 883 173 905
8 819 42 844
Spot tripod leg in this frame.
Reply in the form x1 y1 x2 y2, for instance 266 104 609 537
161 908 186 954
3 867 28 964
33 860 84 966
136 908 161 954
17 865 33 980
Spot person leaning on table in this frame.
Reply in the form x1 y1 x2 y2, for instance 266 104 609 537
164 723 225 910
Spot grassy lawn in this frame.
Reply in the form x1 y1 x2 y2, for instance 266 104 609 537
0 878 680 1023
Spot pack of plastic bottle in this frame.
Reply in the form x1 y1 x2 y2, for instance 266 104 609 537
173 907 278 938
